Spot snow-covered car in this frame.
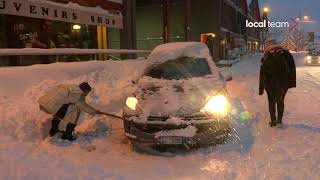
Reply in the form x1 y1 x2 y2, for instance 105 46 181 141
123 42 232 150
305 50 320 65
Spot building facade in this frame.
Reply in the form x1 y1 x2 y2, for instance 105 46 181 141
131 0 262 60
0 0 124 66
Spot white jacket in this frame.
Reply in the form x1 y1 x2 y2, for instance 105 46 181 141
38 84 98 123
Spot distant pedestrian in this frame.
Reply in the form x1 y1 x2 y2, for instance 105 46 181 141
259 39 296 127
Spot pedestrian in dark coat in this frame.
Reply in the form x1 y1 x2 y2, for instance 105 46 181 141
259 44 296 127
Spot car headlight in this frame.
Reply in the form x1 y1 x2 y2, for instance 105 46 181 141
125 97 138 111
306 56 312 60
200 95 230 116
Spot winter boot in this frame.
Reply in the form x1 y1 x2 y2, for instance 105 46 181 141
61 123 77 141
269 121 277 127
49 118 61 137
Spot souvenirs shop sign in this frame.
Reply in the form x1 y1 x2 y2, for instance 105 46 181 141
0 0 123 29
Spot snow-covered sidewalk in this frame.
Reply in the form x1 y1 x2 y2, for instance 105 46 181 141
0 53 319 179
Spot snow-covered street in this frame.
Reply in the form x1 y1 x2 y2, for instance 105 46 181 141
0 53 319 179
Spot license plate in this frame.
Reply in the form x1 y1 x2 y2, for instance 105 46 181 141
158 136 186 145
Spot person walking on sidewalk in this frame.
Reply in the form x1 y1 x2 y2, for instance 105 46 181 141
259 39 296 127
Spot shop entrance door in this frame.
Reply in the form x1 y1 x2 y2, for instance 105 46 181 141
201 33 215 57
219 39 227 60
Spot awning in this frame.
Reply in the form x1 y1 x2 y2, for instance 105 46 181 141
0 0 123 29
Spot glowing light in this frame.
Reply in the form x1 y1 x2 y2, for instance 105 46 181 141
263 7 269 13
72 24 81 30
125 97 138 110
307 60 312 64
239 111 252 122
306 56 312 60
303 16 309 21
208 33 216 38
201 95 230 116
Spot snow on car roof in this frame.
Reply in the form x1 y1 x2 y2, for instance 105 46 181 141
147 42 212 66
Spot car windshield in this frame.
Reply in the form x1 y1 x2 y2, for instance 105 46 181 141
145 57 212 80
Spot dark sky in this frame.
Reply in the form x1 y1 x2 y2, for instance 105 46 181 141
259 0 320 35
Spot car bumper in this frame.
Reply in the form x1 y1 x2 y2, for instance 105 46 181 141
305 60 320 65
123 114 231 147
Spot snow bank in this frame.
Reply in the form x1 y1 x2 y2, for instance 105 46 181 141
216 59 240 66
0 60 146 142
0 52 319 179
0 48 150 56
134 75 225 116
147 42 216 69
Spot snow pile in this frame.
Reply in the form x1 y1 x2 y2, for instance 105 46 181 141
0 60 146 142
76 117 110 137
135 75 225 116
0 48 150 56
216 59 240 66
147 42 215 68
154 125 197 138
0 52 319 179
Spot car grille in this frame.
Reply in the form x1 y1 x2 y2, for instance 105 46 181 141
148 114 215 121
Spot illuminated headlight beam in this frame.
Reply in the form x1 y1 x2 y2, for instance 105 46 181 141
200 95 230 116
125 97 138 111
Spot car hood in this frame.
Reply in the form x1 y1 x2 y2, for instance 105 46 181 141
135 76 226 116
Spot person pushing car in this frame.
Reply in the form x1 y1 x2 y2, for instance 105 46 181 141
38 82 103 141
259 39 296 127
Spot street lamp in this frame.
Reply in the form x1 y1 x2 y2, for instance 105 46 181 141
296 15 312 51
261 6 270 50
72 24 81 30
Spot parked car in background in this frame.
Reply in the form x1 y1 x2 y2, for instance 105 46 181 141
305 49 320 65
122 42 233 152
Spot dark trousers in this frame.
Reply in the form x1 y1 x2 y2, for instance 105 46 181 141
50 104 70 136
266 88 288 123
54 104 70 119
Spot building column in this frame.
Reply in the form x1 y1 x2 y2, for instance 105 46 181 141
215 0 223 61
184 0 191 41
162 0 169 43
120 0 137 59
97 26 108 60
